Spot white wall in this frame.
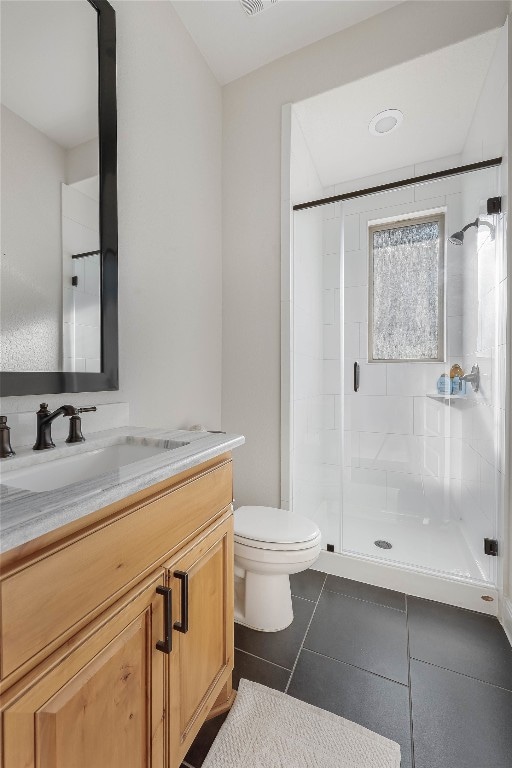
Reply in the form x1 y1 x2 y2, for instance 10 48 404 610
1 1 223 442
286 109 327 532
1 105 65 372
222 0 510 508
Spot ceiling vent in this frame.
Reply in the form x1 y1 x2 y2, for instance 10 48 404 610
240 0 278 16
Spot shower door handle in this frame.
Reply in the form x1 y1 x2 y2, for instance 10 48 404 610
354 362 360 392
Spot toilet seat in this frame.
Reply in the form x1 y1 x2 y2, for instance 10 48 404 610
234 506 321 551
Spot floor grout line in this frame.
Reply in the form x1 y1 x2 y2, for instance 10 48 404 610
291 594 316 603
410 657 512 693
284 574 327 694
234 646 292 672
302 647 409 687
405 594 416 768
322 587 406 613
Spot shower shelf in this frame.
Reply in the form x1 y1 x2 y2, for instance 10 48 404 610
426 393 469 402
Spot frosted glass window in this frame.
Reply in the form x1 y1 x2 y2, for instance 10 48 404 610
369 214 445 362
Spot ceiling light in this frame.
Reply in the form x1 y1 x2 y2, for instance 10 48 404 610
239 0 278 16
369 109 404 137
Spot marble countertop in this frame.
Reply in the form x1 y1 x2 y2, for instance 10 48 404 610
0 427 245 554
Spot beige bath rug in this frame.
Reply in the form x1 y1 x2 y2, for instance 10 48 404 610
202 679 401 767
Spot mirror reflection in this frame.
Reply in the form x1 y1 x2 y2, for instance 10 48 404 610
1 0 100 373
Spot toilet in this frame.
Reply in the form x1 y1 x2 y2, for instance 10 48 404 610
234 506 321 632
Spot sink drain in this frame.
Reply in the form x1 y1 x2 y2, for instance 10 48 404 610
374 540 392 550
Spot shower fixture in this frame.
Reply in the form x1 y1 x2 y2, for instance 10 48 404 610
448 218 495 246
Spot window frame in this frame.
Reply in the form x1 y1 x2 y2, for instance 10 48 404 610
368 212 446 364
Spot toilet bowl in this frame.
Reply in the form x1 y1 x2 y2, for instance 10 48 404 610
234 506 321 632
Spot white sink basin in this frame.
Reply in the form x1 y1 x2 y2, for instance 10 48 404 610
1 438 189 493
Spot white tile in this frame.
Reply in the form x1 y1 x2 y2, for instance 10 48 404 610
344 250 367 287
79 324 101 360
343 214 360 252
74 291 101 328
386 472 426 517
343 467 387 511
321 395 335 430
63 323 75 359
323 359 341 395
344 285 367 323
84 254 101 296
423 476 454 523
478 287 496 351
344 394 413 434
447 274 463 317
323 324 339 360
63 288 75 324
344 360 386 396
324 429 341 465
387 363 445 397
413 396 462 438
324 218 341 255
343 431 359 467
323 252 340 289
74 357 86 372
323 289 335 324
447 315 463 357
344 322 360 359
359 432 421 475
418 436 462 479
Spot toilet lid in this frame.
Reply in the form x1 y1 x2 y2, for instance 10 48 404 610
234 506 320 545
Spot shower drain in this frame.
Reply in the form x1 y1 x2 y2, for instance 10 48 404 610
374 540 392 550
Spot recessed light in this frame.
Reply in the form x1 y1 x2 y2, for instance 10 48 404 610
239 0 278 16
369 109 404 137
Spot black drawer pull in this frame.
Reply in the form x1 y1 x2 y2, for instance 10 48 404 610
354 362 360 392
156 586 172 654
173 570 189 634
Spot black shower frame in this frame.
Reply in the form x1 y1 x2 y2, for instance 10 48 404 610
293 157 502 211
1 0 118 397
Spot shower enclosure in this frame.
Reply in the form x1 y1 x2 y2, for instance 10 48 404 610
287 164 508 606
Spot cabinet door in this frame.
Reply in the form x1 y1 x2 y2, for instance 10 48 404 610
2 572 166 768
167 514 234 767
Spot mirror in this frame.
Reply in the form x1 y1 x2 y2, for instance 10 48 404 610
0 0 118 396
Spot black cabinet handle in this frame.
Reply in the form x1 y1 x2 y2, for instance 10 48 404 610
173 570 189 634
156 586 172 654
354 362 360 392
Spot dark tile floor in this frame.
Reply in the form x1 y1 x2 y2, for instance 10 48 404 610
182 570 512 768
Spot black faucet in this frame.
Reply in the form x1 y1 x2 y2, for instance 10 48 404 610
33 404 97 450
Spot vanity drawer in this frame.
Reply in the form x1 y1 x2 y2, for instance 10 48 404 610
1 460 232 680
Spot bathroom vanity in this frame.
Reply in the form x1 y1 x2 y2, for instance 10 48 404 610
0 429 244 768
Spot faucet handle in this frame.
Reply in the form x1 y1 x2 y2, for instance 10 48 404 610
65 407 97 443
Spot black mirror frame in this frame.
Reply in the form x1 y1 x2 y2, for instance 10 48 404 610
0 0 118 397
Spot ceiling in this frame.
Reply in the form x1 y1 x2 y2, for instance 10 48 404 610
172 0 403 85
293 29 500 187
1 1 98 149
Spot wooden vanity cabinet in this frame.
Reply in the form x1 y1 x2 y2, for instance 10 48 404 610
0 454 235 768
166 515 234 767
